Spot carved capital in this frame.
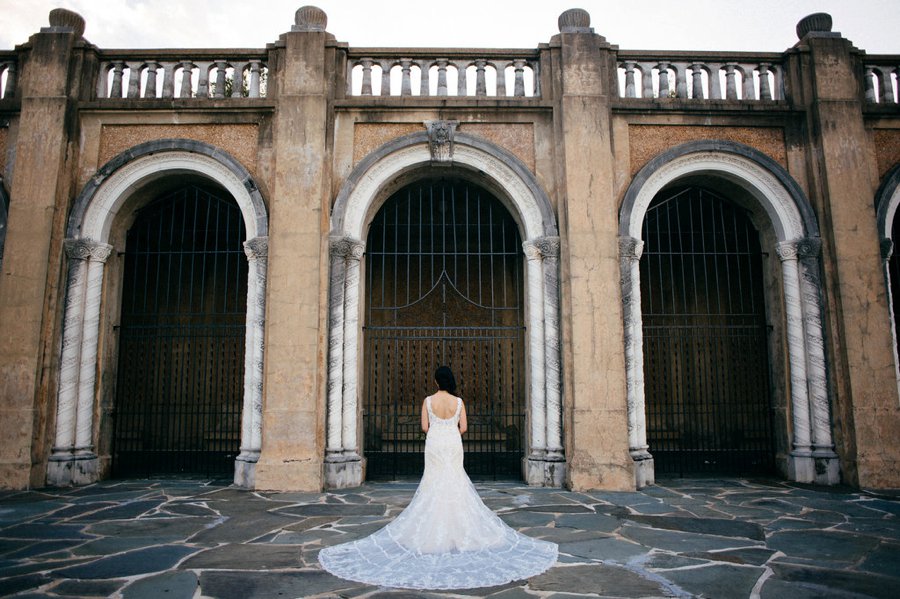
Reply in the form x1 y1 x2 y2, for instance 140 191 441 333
64 239 112 263
881 238 893 262
535 236 560 259
775 240 798 262
424 120 458 163
618 236 644 260
243 236 269 261
522 240 543 261
796 237 822 259
329 235 365 260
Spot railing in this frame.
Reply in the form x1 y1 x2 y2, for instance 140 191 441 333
0 53 16 99
95 50 268 100
865 57 899 104
345 49 540 98
617 52 784 101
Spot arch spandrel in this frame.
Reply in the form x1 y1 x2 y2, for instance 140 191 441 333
876 163 900 241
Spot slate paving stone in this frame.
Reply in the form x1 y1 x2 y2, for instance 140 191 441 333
628 515 765 540
50 578 127 597
181 543 305 569
641 552 710 570
859 498 900 517
199 569 358 599
0 573 52 596
0 501 67 524
558 536 648 562
834 519 900 540
511 504 593 514
529 563 669 597
73 535 185 556
278 503 387 516
759 578 876 599
524 526 610 544
554 512 621 532
189 512 296 544
66 499 165 522
684 546 775 566
0 539 84 559
769 563 899 599
0 556 96 578
767 529 879 562
121 570 198 599
498 510 555 528
53 545 198 579
857 541 900 578
85 516 216 539
663 564 764 599
484 588 540 599
765 517 826 532
0 523 94 540
621 524 763 554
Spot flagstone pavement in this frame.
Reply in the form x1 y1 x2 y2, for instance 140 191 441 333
0 477 898 598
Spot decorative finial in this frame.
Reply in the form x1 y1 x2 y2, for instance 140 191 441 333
558 8 592 33
47 8 86 37
293 6 327 32
796 13 833 40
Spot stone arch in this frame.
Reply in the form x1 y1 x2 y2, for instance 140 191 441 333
875 163 900 396
325 130 564 488
618 140 838 488
48 140 269 488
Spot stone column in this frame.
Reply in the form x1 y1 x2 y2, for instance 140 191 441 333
48 239 110 486
619 236 653 488
797 238 840 484
324 236 365 489
523 240 547 483
881 239 900 397
235 236 268 488
776 241 814 482
540 236 563 463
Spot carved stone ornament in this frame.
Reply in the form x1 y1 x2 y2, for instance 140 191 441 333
329 236 365 260
47 8 86 37
882 238 894 262
293 6 327 32
796 237 822 259
64 239 112 262
618 236 644 260
535 236 561 259
425 120 458 164
243 236 269 260
775 241 799 261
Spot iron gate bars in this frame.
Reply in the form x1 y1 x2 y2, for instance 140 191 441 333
641 186 776 476
364 178 526 479
113 185 247 477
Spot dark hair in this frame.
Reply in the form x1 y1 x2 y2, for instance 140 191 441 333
434 366 457 393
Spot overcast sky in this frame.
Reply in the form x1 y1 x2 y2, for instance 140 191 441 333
1 0 897 54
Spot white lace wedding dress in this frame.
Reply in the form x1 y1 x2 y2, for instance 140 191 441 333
318 396 558 590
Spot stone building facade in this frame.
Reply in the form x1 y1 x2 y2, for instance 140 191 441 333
1 7 899 492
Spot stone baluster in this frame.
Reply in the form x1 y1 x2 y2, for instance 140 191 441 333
657 63 671 98
3 62 16 99
229 62 244 98
523 240 546 457
758 63 772 100
513 59 526 97
436 59 448 96
640 64 653 98
125 62 141 98
475 59 487 96
539 237 563 458
623 61 637 97
96 63 109 98
496 61 507 97
144 62 160 98
742 66 756 100
419 60 430 96
674 63 687 98
776 241 814 479
690 63 704 99
380 60 392 96
725 64 738 100
178 61 194 98
882 67 896 103
196 62 212 98
74 242 112 457
341 238 365 454
161 62 176 98
360 58 373 95
213 61 228 98
235 236 268 486
109 61 125 98
400 59 412 96
249 61 263 98
864 67 877 102
707 63 723 99
456 60 467 96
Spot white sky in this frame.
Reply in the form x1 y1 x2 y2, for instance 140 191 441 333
1 0 897 54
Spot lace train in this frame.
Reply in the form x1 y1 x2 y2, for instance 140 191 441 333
318 396 558 589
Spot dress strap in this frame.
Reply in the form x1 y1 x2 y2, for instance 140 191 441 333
454 397 462 419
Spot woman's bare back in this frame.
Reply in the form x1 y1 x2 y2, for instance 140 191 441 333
429 391 459 419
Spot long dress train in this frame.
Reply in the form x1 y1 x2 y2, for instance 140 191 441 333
318 396 558 590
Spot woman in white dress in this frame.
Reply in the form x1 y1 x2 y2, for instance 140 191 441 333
318 366 558 590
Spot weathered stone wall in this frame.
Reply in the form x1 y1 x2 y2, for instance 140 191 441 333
874 129 900 179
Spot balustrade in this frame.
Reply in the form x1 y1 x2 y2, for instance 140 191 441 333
865 59 899 104
96 53 268 100
617 54 783 101
345 51 539 98
0 54 16 99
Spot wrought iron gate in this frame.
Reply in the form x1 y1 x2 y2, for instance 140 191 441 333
364 179 526 479
641 186 775 476
112 185 247 477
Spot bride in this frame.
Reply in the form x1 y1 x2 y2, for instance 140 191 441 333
318 366 558 590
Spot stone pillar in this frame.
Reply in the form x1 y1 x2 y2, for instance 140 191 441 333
0 10 88 488
796 238 840 484
881 239 900 397
254 6 334 490
235 236 268 488
776 241 814 482
523 241 547 481
541 237 563 461
788 13 900 487
619 236 653 488
552 9 634 490
47 239 111 486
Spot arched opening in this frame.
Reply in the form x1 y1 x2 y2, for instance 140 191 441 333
640 185 776 476
889 202 900 364
111 183 248 477
363 178 526 479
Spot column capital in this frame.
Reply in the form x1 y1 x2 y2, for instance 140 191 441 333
523 236 560 260
618 236 644 260
775 240 799 261
796 237 822 259
881 238 893 262
64 239 112 263
243 236 269 261
329 235 365 260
